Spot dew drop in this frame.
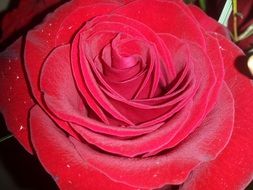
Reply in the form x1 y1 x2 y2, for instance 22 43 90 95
19 125 24 131
23 101 27 104
16 75 20 79
49 23 52 26
153 174 158 178
68 26 73 30
9 86 13 90
68 180 72 184
7 98 11 102
8 66 11 70
66 164 70 168
219 46 225 51
8 59 11 63
48 33 51 36
41 29 44 33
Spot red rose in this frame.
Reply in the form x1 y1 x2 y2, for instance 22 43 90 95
0 0 252 189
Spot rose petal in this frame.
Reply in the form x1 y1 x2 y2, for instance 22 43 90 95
25 0 122 103
70 82 234 189
30 105 136 190
71 102 192 157
0 38 34 153
40 44 89 122
39 43 158 137
113 0 205 47
146 33 224 155
181 32 253 190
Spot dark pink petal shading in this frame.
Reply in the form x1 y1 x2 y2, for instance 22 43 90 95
30 105 136 190
0 38 34 153
181 34 253 190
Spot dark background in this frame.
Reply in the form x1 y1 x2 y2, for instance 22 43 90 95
0 114 58 190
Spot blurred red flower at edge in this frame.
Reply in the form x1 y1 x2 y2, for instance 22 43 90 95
0 0 66 50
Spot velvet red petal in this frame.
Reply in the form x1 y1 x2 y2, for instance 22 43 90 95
113 0 205 48
30 105 136 190
24 1 122 102
181 34 253 190
0 38 34 153
40 44 89 124
70 82 234 189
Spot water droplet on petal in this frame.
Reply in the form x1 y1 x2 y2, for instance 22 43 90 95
66 164 70 168
8 98 11 102
68 26 73 30
68 180 72 184
19 125 24 131
16 75 20 79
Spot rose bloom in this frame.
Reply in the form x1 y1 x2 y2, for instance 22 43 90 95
0 0 253 189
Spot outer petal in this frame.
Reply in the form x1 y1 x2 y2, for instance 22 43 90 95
113 0 206 48
188 5 230 38
0 38 34 153
181 34 253 190
30 105 137 190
